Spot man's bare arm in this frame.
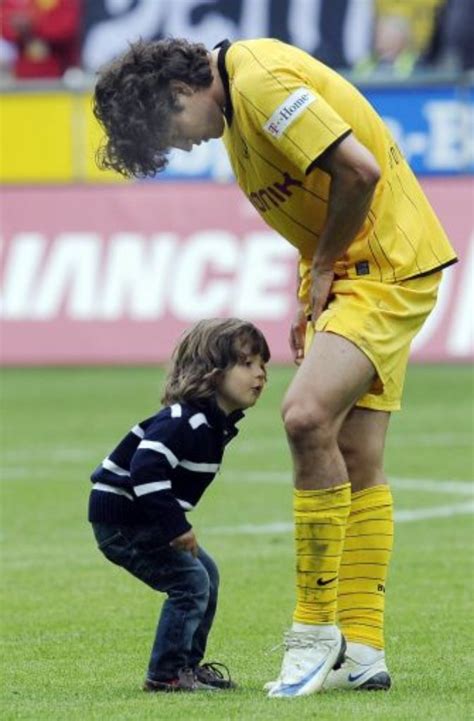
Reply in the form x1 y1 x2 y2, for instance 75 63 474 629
310 134 380 321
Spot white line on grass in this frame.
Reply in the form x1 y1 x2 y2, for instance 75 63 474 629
1 467 472 498
237 432 473 452
223 472 474 495
2 429 473 464
206 500 474 536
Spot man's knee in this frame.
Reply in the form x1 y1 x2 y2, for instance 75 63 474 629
282 398 335 445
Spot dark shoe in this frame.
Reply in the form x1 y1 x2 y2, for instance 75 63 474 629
194 662 237 689
143 667 217 693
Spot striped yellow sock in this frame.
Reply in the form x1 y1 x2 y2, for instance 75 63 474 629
337 485 394 649
293 484 351 625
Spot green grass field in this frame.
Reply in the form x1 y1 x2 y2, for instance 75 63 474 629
1 364 473 721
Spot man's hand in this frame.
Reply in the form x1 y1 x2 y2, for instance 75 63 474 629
289 307 307 365
310 266 334 325
169 529 198 557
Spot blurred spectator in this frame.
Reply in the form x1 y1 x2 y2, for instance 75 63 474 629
0 36 17 77
0 0 81 79
80 0 375 74
422 0 474 71
355 0 447 76
290 0 374 71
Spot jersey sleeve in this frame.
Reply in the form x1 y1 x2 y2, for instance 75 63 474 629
236 66 351 174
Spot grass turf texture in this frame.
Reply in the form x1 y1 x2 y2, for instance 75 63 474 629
1 364 473 721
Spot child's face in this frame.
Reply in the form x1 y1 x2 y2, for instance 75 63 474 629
215 353 267 414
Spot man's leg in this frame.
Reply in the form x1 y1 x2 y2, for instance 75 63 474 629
268 331 377 698
324 407 393 690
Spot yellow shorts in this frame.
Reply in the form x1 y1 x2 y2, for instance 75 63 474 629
304 272 441 412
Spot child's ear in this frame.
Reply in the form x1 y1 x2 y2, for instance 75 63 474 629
207 368 223 387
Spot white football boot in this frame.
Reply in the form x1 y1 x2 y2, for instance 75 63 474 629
267 625 346 698
322 642 391 691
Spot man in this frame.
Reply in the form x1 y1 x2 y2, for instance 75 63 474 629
92 37 457 698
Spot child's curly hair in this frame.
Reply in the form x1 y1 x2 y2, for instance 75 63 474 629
93 38 213 178
162 319 270 406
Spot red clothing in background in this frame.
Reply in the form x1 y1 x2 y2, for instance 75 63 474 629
1 0 81 78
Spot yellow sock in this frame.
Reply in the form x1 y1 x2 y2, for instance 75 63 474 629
337 485 394 649
293 484 351 625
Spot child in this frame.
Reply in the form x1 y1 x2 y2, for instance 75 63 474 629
88 318 270 692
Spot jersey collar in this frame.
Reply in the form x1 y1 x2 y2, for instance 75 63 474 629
190 396 244 436
213 39 233 126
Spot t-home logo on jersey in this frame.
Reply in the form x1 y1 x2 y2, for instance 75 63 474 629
263 88 316 139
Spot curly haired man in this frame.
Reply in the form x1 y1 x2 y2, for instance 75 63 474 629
92 37 457 698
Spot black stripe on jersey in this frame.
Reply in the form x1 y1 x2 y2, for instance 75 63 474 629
238 126 328 205
240 43 340 138
366 234 384 281
367 210 398 281
406 257 458 280
235 139 322 240
233 83 312 162
239 123 382 281
396 223 423 275
306 129 352 175
386 178 424 274
269 200 321 240
394 173 443 265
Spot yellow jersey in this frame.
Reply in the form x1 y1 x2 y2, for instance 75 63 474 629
216 38 457 302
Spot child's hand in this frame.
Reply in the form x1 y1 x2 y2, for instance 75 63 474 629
169 529 198 557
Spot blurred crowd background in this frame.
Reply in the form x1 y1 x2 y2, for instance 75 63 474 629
1 0 473 81
1 0 473 185
1 1 472 367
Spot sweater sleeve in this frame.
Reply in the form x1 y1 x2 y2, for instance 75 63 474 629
130 411 193 542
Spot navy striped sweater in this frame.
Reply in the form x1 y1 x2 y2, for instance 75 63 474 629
88 399 244 542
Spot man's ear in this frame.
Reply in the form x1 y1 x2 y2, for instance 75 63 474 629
170 80 194 101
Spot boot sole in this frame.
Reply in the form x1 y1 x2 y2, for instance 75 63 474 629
357 671 391 691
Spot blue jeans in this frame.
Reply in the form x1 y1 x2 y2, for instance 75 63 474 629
92 522 219 681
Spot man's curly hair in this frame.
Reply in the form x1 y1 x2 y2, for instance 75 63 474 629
93 38 213 178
